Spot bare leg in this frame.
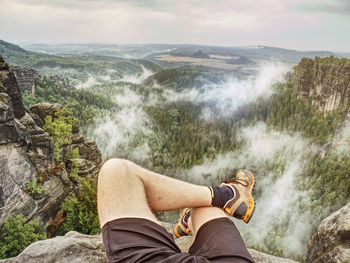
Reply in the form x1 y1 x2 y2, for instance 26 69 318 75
190 207 227 236
97 158 212 228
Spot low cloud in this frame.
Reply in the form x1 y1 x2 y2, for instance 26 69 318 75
164 62 288 116
86 85 157 164
75 74 99 89
185 122 317 258
120 65 154 84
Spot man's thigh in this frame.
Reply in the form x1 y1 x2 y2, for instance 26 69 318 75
102 217 210 263
97 159 157 228
189 218 255 263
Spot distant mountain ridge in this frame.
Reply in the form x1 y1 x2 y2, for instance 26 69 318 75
0 40 27 54
13 39 343 63
0 39 161 73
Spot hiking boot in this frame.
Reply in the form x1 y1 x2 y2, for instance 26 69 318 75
221 169 256 223
174 208 191 238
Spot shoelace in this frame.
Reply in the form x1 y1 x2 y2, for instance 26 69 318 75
223 178 249 187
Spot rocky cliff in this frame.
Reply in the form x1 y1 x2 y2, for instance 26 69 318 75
12 65 73 96
0 55 101 229
13 66 39 95
291 56 350 113
0 223 298 263
290 57 350 262
307 202 350 263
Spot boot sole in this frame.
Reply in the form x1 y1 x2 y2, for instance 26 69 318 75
174 223 182 238
243 171 255 223
174 208 191 238
174 223 190 238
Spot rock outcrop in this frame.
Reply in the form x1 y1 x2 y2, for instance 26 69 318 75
0 55 101 229
306 202 350 263
0 226 299 263
30 103 102 177
0 55 66 227
248 249 298 263
291 56 350 112
0 56 26 119
12 64 72 98
13 66 39 95
0 231 107 263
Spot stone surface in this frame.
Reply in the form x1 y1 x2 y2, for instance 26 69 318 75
248 249 299 263
291 56 350 113
0 93 14 123
13 66 39 95
0 143 37 226
30 103 63 126
67 158 97 177
30 102 80 133
0 55 100 230
0 225 299 263
69 139 102 175
0 161 72 228
0 55 26 118
18 112 54 170
0 231 107 263
30 102 102 176
0 92 26 145
0 88 70 226
306 202 350 263
0 119 26 145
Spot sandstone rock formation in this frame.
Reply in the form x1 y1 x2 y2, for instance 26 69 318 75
291 56 350 113
0 56 26 119
0 55 58 226
0 232 107 263
13 66 39 95
12 64 72 97
0 227 299 263
307 202 350 263
30 102 102 177
0 55 101 229
248 249 298 263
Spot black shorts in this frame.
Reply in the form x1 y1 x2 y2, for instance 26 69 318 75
102 217 255 263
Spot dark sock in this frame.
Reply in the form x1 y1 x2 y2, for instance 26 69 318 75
183 210 191 225
208 186 235 208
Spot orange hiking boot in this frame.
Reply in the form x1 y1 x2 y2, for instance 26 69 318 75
221 169 256 223
174 208 191 238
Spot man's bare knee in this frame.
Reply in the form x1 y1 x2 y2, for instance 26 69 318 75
99 158 131 181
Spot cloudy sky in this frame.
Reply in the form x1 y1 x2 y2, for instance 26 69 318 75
0 0 349 52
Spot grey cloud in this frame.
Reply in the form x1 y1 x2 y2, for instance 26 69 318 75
297 0 350 16
1 0 349 52
16 0 175 10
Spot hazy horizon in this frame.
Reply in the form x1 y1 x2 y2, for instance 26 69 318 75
1 0 349 53
10 41 349 54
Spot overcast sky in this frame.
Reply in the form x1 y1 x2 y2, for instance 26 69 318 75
0 0 349 52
